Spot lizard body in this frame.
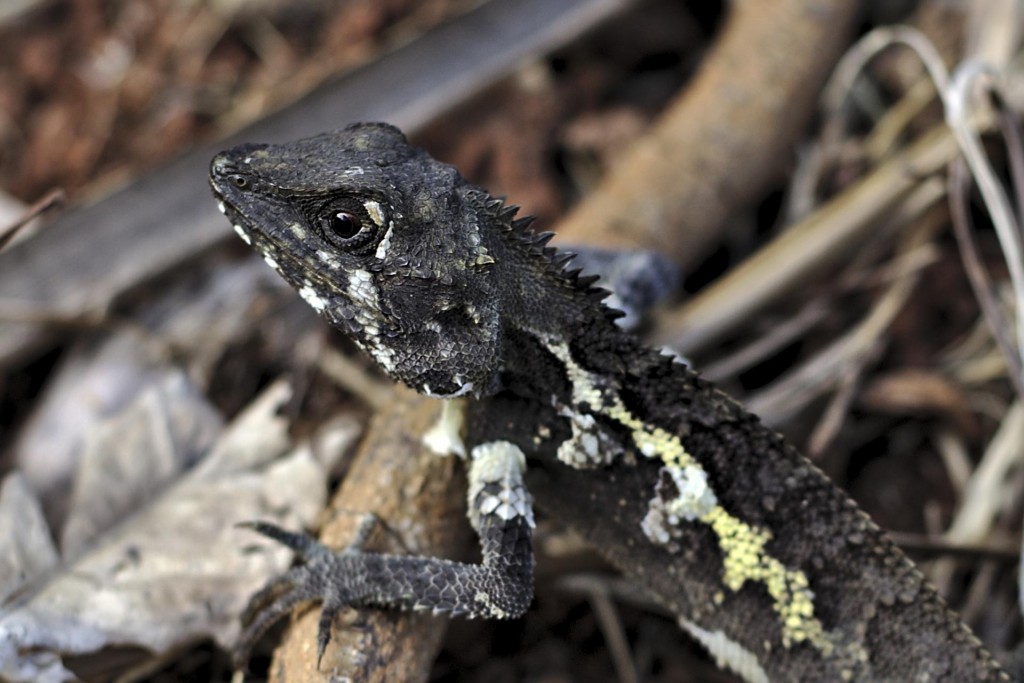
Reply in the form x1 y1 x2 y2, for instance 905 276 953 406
209 123 1008 681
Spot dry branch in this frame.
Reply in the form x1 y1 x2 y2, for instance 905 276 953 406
269 389 470 683
651 126 960 354
554 0 859 270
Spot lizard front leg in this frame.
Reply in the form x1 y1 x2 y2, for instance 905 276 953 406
233 437 535 668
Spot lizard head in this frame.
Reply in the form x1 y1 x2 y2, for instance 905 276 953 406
209 122 505 398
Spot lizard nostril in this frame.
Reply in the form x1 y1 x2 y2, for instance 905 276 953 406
210 153 234 174
230 174 249 189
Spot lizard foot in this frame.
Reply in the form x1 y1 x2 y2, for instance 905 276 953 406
233 515 533 670
233 519 376 669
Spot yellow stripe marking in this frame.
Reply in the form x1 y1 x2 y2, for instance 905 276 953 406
548 342 831 653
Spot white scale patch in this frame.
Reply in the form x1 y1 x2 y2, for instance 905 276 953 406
344 267 397 370
449 380 475 397
663 466 717 519
474 591 509 619
374 221 395 260
423 399 466 457
544 342 622 469
233 224 252 245
556 408 616 467
263 254 280 271
316 250 340 269
363 199 385 227
298 284 326 312
679 619 769 683
468 440 535 528
641 465 719 545
368 344 397 373
347 268 376 303
422 378 476 399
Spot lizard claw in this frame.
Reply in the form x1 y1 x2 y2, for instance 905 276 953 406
237 520 332 560
234 521 350 670
233 564 322 669
239 565 306 625
316 596 344 668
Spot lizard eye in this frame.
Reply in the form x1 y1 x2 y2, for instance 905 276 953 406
330 212 362 239
315 199 378 253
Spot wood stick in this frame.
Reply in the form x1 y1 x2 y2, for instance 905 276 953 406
554 0 859 271
270 389 470 683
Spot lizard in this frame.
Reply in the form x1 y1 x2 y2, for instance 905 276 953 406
209 122 1010 681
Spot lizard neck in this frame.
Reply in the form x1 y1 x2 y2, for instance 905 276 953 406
488 212 736 439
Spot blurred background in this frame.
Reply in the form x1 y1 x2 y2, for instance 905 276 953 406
1 1 1023 681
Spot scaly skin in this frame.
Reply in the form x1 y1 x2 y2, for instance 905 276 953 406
210 123 1008 681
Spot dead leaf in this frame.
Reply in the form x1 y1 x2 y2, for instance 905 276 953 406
0 379 327 682
61 371 223 556
0 473 59 601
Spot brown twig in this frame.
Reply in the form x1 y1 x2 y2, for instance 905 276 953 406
699 302 828 382
316 347 394 411
559 574 639 683
806 367 861 462
888 532 1021 562
744 186 945 425
553 0 860 271
929 400 1024 591
651 126 958 355
0 189 64 252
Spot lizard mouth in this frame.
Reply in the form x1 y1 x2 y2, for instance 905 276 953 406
209 187 257 249
209 155 247 215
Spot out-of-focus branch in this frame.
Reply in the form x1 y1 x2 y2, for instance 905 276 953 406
650 125 960 354
555 0 860 271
